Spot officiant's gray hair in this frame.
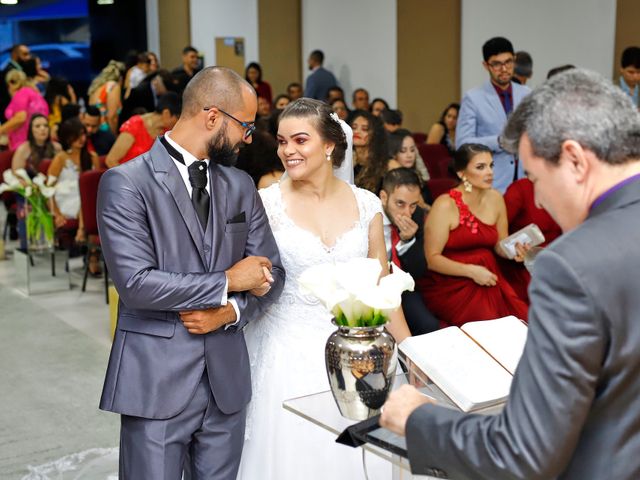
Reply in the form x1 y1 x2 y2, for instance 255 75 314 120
502 68 640 165
181 66 250 118
279 98 348 167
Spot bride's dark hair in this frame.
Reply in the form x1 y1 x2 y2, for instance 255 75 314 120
278 98 348 167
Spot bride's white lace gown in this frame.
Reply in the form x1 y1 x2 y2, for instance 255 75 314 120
237 182 388 480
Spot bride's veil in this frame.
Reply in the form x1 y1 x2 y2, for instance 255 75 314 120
333 118 354 185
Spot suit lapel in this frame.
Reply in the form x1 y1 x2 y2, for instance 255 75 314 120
484 81 507 121
151 139 207 268
208 163 228 270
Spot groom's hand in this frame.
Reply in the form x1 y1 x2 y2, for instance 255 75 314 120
179 304 237 334
226 256 274 293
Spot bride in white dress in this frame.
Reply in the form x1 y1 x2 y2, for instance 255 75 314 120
237 99 411 479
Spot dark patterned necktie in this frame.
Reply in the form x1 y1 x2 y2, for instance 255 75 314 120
188 161 209 230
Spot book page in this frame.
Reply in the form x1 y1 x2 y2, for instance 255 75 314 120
399 327 513 412
461 316 528 375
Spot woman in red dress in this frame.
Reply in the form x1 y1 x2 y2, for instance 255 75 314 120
418 143 528 327
105 92 180 167
500 178 562 302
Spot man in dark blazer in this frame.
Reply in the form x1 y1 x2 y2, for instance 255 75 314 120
98 67 285 479
381 69 640 479
304 49 338 101
379 168 438 335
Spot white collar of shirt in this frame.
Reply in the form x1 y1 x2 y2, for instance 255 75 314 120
164 131 211 196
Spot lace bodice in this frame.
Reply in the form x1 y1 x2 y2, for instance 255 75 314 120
259 181 383 316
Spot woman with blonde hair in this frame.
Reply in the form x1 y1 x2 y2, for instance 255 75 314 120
0 65 49 150
87 60 124 135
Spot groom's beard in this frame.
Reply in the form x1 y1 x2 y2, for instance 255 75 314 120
207 125 240 167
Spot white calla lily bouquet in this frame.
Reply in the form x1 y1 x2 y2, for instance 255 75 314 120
299 258 415 327
0 168 67 247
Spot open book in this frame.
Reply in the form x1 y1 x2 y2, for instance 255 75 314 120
399 316 528 412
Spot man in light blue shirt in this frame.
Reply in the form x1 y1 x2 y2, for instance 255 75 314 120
619 46 640 108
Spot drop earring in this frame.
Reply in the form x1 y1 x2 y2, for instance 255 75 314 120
462 176 472 192
326 152 332 162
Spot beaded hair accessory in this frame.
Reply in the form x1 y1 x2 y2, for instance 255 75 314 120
329 112 341 124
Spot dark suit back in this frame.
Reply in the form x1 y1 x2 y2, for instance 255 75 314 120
405 178 640 479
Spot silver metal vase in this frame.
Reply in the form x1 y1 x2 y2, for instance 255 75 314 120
325 321 397 420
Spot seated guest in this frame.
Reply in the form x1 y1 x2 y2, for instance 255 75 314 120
500 177 562 302
370 97 389 117
257 96 271 119
105 92 180 167
48 118 99 257
273 94 290 110
87 60 124 135
0 67 49 150
426 103 459 155
330 98 349 121
380 168 439 335
245 62 273 105
12 113 61 176
82 106 115 156
327 85 344 103
387 128 431 204
286 82 303 101
352 87 370 111
418 143 528 327
12 113 61 250
235 129 283 189
381 108 402 133
351 109 388 193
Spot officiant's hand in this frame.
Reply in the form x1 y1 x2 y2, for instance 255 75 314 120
226 256 273 293
380 385 435 436
179 304 236 334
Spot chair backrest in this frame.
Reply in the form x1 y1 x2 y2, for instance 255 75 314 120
0 149 16 203
79 169 106 236
412 132 427 145
38 158 52 175
425 178 458 201
418 143 452 178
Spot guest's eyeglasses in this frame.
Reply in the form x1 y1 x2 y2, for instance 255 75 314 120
487 58 514 70
203 106 256 139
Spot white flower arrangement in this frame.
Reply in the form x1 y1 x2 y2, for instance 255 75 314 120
299 257 415 327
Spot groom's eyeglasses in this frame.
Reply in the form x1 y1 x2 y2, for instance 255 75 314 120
203 106 256 139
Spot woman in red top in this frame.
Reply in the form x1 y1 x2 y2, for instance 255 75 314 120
418 143 528 327
105 92 180 167
245 62 272 105
499 178 562 302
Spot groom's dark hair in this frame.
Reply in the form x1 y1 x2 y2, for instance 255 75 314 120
278 98 348 168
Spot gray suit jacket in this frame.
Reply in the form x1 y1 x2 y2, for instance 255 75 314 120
405 178 640 479
98 139 285 420
456 81 530 193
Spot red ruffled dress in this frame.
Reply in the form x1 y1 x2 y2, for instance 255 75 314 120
418 189 528 327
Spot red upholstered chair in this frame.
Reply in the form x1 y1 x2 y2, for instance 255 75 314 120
425 178 458 201
97 155 108 170
418 144 453 179
412 132 427 145
0 149 17 241
79 169 109 302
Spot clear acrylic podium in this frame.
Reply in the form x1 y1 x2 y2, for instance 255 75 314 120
283 373 466 480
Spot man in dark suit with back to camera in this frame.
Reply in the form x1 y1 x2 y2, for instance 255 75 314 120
381 69 640 479
97 66 285 480
379 168 438 335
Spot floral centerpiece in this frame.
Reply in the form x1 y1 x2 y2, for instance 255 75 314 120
0 168 57 250
299 258 415 420
299 257 415 327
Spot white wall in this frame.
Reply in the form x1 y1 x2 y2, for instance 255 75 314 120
190 0 259 68
301 0 397 107
460 0 617 94
145 0 160 60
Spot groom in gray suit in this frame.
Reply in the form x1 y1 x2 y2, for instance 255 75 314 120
97 67 285 479
381 69 640 479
